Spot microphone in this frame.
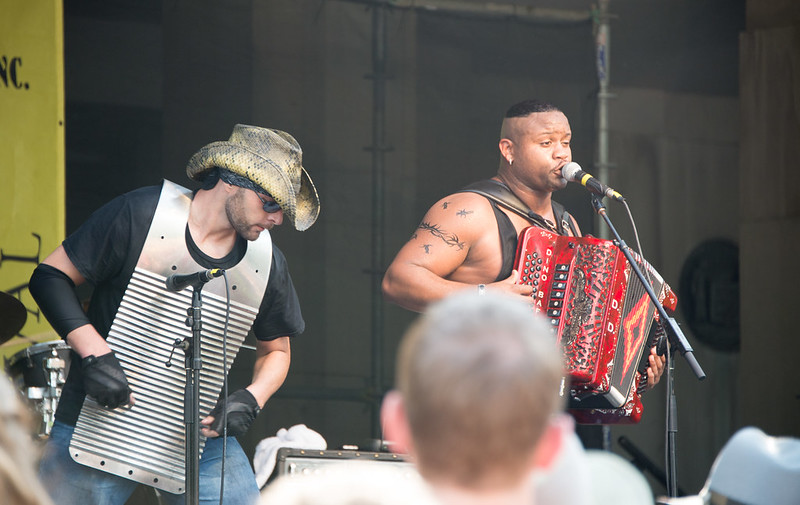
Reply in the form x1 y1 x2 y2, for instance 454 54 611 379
165 268 224 292
561 162 625 202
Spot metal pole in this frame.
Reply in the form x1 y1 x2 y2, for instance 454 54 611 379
184 288 203 505
666 355 679 496
595 1 613 448
595 0 612 240
368 1 389 439
337 0 590 23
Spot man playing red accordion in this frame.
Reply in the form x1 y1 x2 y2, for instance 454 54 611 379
382 98 665 395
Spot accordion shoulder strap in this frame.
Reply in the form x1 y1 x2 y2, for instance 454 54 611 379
459 179 577 235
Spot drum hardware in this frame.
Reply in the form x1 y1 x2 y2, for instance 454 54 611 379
6 341 71 438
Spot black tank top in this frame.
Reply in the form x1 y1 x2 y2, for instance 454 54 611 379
487 200 577 281
489 201 519 282
459 179 577 281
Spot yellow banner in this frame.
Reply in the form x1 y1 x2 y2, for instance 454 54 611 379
0 0 65 357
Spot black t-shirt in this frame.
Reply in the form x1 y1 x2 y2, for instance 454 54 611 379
57 182 304 424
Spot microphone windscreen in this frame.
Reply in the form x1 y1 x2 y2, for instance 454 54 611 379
561 162 582 181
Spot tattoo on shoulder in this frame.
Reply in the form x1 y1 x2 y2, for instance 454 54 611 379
456 209 473 217
419 222 465 250
442 201 450 210
421 244 432 254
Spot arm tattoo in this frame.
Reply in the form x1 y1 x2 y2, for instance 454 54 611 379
421 244 432 254
456 209 473 217
419 222 465 250
442 201 450 209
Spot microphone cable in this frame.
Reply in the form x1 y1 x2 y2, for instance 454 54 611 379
217 270 231 505
620 197 659 305
620 198 674 495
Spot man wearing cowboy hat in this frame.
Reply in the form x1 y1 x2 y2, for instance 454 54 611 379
29 124 320 505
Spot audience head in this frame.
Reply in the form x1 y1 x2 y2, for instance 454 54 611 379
382 291 566 491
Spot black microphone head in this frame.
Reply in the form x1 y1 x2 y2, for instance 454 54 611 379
561 162 582 182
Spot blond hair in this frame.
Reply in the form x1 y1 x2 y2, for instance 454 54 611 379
396 292 565 489
0 372 54 505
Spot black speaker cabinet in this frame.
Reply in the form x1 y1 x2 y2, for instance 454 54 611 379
273 448 415 481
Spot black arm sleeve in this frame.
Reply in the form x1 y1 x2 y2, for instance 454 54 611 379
29 263 92 339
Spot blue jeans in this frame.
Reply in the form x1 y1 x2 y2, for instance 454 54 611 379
39 421 260 505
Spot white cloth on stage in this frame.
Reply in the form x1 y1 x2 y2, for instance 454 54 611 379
253 424 327 488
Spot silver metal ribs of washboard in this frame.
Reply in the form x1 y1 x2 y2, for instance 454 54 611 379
69 268 256 494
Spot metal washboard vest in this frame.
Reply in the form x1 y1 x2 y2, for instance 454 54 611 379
70 180 272 493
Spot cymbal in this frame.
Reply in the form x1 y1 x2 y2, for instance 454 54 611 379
0 291 27 344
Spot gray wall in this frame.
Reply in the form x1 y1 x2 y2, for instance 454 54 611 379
57 0 800 499
738 0 800 447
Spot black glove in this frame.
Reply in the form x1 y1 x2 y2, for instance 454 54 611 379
207 389 261 437
82 352 132 409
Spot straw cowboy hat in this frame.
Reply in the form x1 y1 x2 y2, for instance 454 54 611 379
186 124 320 231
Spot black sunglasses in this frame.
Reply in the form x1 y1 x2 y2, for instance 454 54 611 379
253 190 282 213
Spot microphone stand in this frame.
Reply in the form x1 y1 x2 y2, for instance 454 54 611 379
618 436 687 496
590 196 706 498
176 286 205 505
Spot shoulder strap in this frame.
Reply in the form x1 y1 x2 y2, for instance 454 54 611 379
459 179 559 233
551 200 579 237
460 179 536 220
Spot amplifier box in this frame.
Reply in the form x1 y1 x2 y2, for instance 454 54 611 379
273 448 415 481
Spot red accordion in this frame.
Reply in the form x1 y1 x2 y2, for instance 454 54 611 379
514 227 677 424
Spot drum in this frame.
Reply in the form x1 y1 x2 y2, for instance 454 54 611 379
5 341 72 437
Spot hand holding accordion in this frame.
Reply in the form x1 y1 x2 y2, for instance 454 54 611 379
514 227 676 424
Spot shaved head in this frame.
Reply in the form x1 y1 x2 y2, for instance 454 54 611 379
500 99 562 141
